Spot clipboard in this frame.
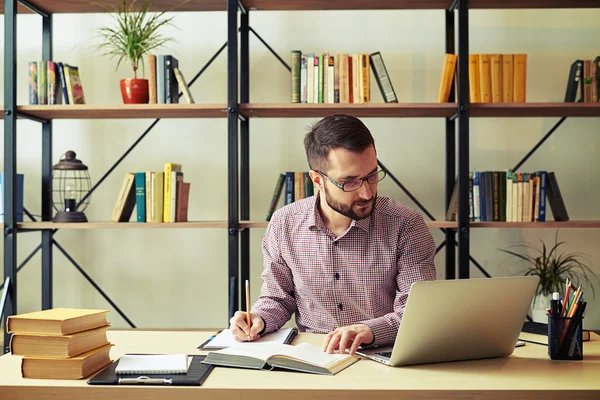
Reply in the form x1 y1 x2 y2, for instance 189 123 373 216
87 355 214 386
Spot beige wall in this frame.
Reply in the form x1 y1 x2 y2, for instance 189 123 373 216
0 8 599 330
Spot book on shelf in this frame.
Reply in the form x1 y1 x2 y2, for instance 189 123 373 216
21 343 113 379
163 163 182 223
202 342 359 376
176 181 190 223
266 173 285 221
437 53 457 103
10 325 110 358
135 172 146 223
63 64 85 104
565 59 583 102
267 171 314 220
111 172 136 222
370 51 397 103
7 308 109 336
173 67 195 104
469 53 526 103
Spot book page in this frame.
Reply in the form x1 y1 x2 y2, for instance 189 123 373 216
115 354 192 374
204 327 295 350
215 342 349 367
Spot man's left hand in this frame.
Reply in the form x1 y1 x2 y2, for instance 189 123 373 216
322 324 373 355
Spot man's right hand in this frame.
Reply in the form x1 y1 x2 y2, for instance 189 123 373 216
229 311 265 342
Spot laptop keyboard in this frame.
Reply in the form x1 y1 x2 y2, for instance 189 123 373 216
374 351 392 358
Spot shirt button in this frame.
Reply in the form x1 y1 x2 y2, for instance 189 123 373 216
333 241 338 246
335 273 340 280
338 303 343 311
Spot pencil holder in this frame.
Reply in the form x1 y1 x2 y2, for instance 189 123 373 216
548 316 583 360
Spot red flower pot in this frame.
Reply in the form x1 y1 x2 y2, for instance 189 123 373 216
120 78 149 104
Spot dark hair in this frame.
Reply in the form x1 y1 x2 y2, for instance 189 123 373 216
303 114 375 172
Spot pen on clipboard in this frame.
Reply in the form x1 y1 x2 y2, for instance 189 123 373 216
245 279 251 341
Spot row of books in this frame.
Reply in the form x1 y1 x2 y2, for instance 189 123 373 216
437 53 528 103
266 172 315 221
446 170 568 223
7 308 112 379
111 163 190 223
28 61 85 105
565 57 600 102
147 54 195 104
291 51 398 104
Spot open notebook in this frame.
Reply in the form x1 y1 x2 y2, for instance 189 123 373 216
200 327 297 350
202 342 359 375
115 354 193 374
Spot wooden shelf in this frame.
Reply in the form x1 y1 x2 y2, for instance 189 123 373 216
1 0 598 14
0 0 227 14
239 103 457 118
7 104 228 120
470 103 600 117
241 220 600 229
17 221 229 229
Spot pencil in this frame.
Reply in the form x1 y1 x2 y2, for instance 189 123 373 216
245 279 251 341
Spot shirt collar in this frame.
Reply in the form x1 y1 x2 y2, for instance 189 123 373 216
308 191 372 233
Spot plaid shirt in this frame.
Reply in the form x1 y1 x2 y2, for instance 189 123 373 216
252 193 436 347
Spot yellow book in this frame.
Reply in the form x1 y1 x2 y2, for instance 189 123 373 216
513 54 527 102
163 163 182 222
437 54 457 103
468 54 481 103
7 308 109 335
154 171 164 223
110 172 135 222
502 54 514 102
21 343 113 380
491 54 503 103
145 171 153 222
10 325 110 358
478 54 492 103
360 54 370 103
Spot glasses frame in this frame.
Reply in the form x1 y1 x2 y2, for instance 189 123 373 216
315 169 387 192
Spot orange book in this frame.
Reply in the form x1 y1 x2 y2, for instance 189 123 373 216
478 54 492 103
437 54 457 103
513 54 527 102
502 54 514 102
468 54 481 103
491 54 503 103
10 325 110 358
7 308 109 335
148 54 157 104
360 54 370 103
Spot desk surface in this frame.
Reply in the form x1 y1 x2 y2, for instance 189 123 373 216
0 330 599 400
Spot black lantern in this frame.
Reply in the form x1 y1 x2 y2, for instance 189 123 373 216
52 151 92 222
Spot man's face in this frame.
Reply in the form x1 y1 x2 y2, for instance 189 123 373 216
321 146 378 220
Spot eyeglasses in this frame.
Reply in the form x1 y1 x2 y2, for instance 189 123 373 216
315 169 387 192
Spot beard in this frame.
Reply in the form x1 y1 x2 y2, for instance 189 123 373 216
323 184 376 220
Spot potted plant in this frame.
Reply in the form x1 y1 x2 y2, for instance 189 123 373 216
499 230 598 322
96 0 175 104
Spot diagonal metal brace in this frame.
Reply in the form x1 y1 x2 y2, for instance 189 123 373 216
53 240 136 328
249 27 290 72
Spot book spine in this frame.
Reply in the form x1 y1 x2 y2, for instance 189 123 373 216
333 54 340 103
170 56 179 104
29 61 38 105
313 55 319 104
513 54 527 102
157 55 165 104
266 173 285 221
135 172 146 223
369 52 398 103
300 54 308 103
468 54 480 103
317 53 323 103
47 61 57 105
146 172 153 222
284 172 294 205
291 50 301 103
306 53 314 103
502 54 514 102
328 56 335 104
148 54 157 104
37 61 48 105
478 54 491 103
537 171 547 222
56 62 69 104
491 54 503 103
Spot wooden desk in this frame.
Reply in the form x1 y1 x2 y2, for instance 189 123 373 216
0 330 598 399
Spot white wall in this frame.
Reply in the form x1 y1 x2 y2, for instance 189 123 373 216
0 8 599 330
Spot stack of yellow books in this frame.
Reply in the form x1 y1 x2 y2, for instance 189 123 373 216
7 308 113 379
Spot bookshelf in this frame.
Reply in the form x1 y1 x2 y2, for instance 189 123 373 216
2 0 600 354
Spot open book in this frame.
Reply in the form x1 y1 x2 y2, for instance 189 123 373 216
202 342 359 375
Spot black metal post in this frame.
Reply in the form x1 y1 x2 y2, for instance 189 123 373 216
240 7 250 311
41 14 53 310
227 0 239 319
457 0 470 279
445 8 456 280
3 0 17 354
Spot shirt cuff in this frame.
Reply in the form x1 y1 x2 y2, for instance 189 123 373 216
253 311 277 336
360 317 397 347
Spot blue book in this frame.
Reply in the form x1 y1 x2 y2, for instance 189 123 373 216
284 172 295 205
537 170 547 222
135 172 146 223
0 173 24 222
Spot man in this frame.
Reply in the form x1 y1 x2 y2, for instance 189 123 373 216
229 114 436 355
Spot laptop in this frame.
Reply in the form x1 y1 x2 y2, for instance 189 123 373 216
356 276 539 367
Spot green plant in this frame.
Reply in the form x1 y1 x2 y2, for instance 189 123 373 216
95 0 175 78
499 230 598 303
